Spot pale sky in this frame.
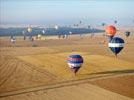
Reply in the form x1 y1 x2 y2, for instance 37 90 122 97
0 0 134 26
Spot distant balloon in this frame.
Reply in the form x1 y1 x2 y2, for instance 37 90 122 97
74 24 78 27
37 34 42 39
67 54 83 74
108 37 125 57
69 31 72 34
106 25 117 41
27 27 32 33
79 21 82 24
102 23 105 26
10 37 16 44
55 25 58 30
42 30 45 34
124 31 130 37
114 20 117 24
22 31 26 40
106 25 116 37
88 25 91 29
22 30 25 35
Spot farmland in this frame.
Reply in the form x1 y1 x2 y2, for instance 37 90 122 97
0 32 134 100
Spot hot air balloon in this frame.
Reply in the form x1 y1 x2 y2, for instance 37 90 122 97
101 23 106 37
108 37 125 57
27 27 32 33
27 27 33 41
114 20 117 24
10 37 16 44
79 20 82 24
42 30 45 34
69 31 72 35
67 54 83 75
22 30 26 40
102 23 106 26
88 25 91 29
55 25 58 30
22 30 25 35
37 34 42 39
106 25 116 41
124 31 130 37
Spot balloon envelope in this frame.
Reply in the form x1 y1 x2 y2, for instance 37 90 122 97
10 37 16 43
27 27 32 33
106 25 116 37
69 31 72 34
125 31 130 37
38 34 42 38
67 54 83 73
114 20 117 24
42 30 45 34
108 37 125 55
55 25 58 30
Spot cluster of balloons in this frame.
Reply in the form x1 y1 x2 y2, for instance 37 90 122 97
26 27 46 41
67 25 130 75
10 25 131 75
106 25 125 57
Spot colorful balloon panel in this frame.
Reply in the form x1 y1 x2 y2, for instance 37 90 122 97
108 37 125 55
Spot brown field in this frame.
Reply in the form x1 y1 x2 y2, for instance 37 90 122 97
0 31 134 100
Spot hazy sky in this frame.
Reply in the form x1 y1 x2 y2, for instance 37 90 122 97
1 0 134 26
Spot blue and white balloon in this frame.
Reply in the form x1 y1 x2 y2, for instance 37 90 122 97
67 54 83 74
10 37 16 44
108 37 125 56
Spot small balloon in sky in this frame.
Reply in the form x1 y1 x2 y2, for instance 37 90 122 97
114 20 117 24
27 27 32 33
10 37 16 44
42 30 45 34
124 31 130 37
106 25 116 37
101 23 106 26
55 25 58 30
105 25 117 41
22 30 25 35
69 31 72 34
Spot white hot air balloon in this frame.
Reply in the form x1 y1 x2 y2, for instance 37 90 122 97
55 25 58 30
27 27 32 33
42 30 45 34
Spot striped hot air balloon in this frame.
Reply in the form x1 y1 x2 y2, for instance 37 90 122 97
67 54 83 75
106 25 116 41
108 37 125 57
